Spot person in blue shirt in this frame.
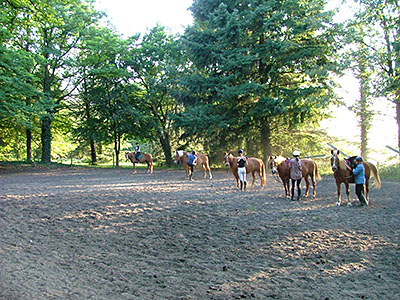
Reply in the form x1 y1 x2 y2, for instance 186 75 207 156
352 156 368 206
187 150 198 181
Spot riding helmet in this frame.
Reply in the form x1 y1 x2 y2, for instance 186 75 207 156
355 156 363 162
238 149 243 154
292 150 300 157
192 150 196 155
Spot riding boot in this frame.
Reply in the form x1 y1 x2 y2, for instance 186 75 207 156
243 181 247 191
240 180 243 191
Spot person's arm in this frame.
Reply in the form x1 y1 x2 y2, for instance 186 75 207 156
352 165 361 176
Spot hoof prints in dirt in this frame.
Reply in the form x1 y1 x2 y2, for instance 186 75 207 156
0 169 399 299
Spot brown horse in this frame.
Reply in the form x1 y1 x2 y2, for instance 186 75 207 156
330 150 381 206
224 152 266 188
125 152 154 174
173 150 213 179
268 155 321 198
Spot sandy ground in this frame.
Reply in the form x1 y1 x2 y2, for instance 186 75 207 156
0 166 399 300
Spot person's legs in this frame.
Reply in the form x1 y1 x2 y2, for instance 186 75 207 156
238 168 244 190
189 164 194 180
291 179 295 201
355 184 367 205
296 179 302 200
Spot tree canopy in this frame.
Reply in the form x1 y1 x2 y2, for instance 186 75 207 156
0 0 397 164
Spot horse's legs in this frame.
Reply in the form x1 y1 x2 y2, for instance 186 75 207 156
312 175 317 196
202 164 207 178
365 179 370 202
304 176 310 197
345 182 350 204
336 182 341 206
133 163 137 174
235 173 240 188
207 164 213 179
284 179 290 198
185 165 190 177
251 172 256 187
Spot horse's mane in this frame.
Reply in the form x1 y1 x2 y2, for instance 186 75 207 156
175 150 185 157
274 155 288 165
337 157 349 171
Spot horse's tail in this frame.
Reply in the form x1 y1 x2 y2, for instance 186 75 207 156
261 160 267 187
314 162 322 181
368 162 381 189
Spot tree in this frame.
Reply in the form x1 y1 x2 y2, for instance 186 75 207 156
72 27 144 166
0 0 42 162
353 0 400 156
178 0 341 160
7 0 101 163
126 26 185 166
344 23 374 159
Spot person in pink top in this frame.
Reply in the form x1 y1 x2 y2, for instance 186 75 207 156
289 150 302 201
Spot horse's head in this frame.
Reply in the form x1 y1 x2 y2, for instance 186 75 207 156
224 152 233 167
268 156 278 174
173 150 184 164
330 150 340 172
125 152 130 162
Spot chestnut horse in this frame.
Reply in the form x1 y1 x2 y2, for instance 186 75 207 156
330 150 381 206
224 153 266 188
268 155 321 198
173 150 213 179
125 152 154 174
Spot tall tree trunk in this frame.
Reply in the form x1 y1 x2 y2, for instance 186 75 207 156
260 118 272 162
90 139 97 165
359 75 368 159
397 101 400 158
159 130 172 166
114 131 120 167
26 128 32 162
41 115 52 163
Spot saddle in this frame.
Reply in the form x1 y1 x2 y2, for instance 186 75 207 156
344 156 357 171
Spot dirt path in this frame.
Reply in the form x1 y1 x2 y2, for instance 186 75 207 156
1 168 399 299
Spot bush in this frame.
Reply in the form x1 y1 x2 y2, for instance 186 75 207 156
379 162 400 180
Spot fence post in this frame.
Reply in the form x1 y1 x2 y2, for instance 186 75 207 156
386 145 400 155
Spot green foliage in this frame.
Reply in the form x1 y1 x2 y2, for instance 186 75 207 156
379 162 400 181
177 0 342 156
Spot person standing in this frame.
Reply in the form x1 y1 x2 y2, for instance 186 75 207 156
135 142 141 162
187 150 198 181
237 149 247 191
289 150 302 201
352 156 368 206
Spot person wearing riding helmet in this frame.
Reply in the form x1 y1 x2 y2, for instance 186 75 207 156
353 156 368 206
134 142 141 162
289 150 302 201
187 150 198 181
237 149 247 191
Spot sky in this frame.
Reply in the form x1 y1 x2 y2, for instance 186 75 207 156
93 0 398 160
94 0 193 35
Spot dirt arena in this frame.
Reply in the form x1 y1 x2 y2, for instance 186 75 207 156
1 166 399 300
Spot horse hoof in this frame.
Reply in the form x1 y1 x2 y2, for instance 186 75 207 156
346 202 352 207
335 202 340 206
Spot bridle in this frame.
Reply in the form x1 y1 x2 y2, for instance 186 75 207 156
331 153 339 172
269 157 284 186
